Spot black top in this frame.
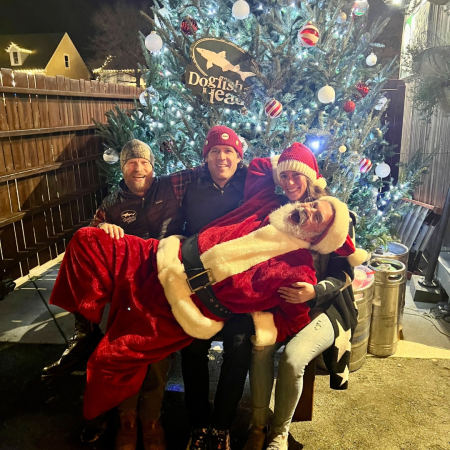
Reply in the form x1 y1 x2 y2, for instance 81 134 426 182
182 166 247 236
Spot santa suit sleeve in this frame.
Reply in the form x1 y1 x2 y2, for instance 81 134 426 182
244 156 280 202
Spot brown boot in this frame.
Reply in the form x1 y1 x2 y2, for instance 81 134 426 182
115 410 138 450
141 419 166 450
242 425 266 450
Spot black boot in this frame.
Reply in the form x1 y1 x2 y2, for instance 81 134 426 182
41 312 103 380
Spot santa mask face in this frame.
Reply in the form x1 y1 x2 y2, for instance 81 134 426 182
269 201 334 242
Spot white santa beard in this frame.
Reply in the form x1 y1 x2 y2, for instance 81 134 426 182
269 203 318 241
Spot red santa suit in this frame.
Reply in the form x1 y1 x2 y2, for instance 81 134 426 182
49 172 349 420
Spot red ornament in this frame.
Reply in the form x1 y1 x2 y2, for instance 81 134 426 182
181 17 198 36
343 100 355 113
359 157 373 173
298 22 320 47
354 81 369 100
265 99 283 118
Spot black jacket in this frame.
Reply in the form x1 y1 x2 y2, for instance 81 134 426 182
90 176 184 240
182 166 247 236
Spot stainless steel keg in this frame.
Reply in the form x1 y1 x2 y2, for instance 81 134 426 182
367 258 407 357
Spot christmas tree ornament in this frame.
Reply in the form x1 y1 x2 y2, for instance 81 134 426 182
318 85 335 104
238 135 248 153
370 128 383 141
337 11 347 23
240 106 249 116
366 52 377 66
298 22 320 47
181 17 199 36
374 96 388 110
103 148 119 164
232 0 250 19
375 162 391 178
139 86 160 106
339 145 347 153
160 141 173 153
354 81 369 100
343 100 356 113
265 98 283 118
145 32 163 53
359 157 373 173
352 0 369 16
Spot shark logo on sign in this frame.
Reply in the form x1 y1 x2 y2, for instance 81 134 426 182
184 37 258 109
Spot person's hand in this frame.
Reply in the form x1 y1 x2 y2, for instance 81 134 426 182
278 282 316 304
98 223 125 239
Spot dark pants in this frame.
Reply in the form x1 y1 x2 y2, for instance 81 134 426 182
181 314 255 431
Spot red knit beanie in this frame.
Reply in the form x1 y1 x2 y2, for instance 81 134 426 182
202 125 243 159
277 142 326 189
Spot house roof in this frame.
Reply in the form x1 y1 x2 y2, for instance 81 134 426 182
0 33 65 70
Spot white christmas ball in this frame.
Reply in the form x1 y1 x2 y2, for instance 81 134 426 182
103 148 119 164
232 0 250 19
318 85 335 104
337 12 347 23
145 32 163 53
375 162 391 178
366 52 377 66
374 96 388 110
339 145 347 153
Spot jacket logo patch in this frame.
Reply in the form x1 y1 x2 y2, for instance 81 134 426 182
121 210 137 224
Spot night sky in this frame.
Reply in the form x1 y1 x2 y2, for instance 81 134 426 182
0 0 149 61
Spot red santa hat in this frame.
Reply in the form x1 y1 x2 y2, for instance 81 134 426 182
277 142 327 189
309 196 368 266
202 125 243 159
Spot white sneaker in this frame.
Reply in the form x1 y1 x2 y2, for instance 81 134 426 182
266 433 288 450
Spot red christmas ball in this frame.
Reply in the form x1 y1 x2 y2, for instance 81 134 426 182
354 81 369 100
265 98 283 118
298 22 320 48
181 17 198 36
343 100 355 113
359 157 373 173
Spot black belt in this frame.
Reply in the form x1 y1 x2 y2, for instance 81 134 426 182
181 234 233 320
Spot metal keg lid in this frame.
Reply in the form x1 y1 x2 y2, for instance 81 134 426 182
368 258 405 274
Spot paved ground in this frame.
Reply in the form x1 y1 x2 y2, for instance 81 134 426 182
1 259 450 449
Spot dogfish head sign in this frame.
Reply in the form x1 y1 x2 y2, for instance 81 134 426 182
184 37 257 109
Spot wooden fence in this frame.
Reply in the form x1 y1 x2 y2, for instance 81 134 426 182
0 68 143 280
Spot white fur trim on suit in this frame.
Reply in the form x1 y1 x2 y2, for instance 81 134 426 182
251 311 278 347
310 196 349 255
270 155 281 186
200 224 310 283
348 248 368 267
157 236 224 339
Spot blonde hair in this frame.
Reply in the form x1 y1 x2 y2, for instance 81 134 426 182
304 177 329 202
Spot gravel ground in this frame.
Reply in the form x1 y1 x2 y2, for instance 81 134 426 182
0 343 449 450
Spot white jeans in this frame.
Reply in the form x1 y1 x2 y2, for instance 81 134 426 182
249 314 334 436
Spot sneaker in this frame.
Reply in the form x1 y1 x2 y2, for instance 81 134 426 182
266 433 288 450
186 428 209 450
210 429 230 450
242 425 266 450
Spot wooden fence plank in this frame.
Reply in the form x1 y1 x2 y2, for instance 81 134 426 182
45 76 61 128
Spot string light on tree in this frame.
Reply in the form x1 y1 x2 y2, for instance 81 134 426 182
232 0 250 19
318 85 335 104
298 22 320 47
365 52 377 66
103 148 119 164
145 32 163 53
265 98 283 118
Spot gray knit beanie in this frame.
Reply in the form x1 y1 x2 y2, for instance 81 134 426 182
120 139 155 171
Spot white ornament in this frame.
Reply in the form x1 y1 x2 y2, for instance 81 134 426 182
232 0 250 19
366 52 377 66
103 148 119 164
139 86 160 106
318 85 335 104
339 145 347 153
374 96 388 110
375 162 391 178
337 11 347 23
238 135 248 153
145 32 163 53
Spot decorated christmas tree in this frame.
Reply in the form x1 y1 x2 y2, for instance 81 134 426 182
95 0 432 251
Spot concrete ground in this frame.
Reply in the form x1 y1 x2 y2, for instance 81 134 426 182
0 258 450 449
